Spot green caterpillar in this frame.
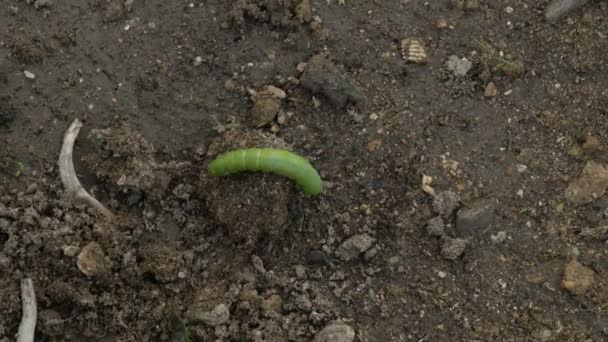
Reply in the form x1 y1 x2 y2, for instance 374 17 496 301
208 148 322 195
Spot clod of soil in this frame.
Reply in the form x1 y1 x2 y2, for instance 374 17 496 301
84 124 189 196
336 233 375 261
562 259 595 295
9 32 45 64
229 0 309 28
250 85 286 127
201 130 293 247
138 244 187 284
314 322 355 342
76 242 108 277
441 237 468 260
565 161 608 205
300 54 364 108
426 216 445 237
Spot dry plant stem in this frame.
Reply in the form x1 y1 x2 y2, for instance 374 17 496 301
17 278 37 342
59 119 115 219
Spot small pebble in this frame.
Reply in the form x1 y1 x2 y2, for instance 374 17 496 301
441 237 467 260
251 254 266 273
77 242 107 277
186 304 230 327
484 82 497 97
224 79 236 91
24 71 36 79
262 294 283 313
314 322 355 342
336 233 375 261
62 245 79 257
295 265 306 279
34 0 52 9
426 216 445 237
504 6 514 14
562 259 595 295
490 231 507 244
446 55 472 77
432 190 460 217
436 18 449 29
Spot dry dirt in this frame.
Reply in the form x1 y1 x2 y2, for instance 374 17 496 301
1 0 608 341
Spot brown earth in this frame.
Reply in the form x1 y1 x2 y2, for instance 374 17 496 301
1 0 608 341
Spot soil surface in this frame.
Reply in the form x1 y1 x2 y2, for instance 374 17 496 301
1 0 608 341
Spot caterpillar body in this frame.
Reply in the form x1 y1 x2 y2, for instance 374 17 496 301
208 148 322 195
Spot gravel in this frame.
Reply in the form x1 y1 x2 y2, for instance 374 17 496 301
336 234 375 261
441 237 467 260
426 216 445 237
314 322 355 342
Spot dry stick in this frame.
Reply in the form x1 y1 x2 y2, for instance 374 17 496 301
17 278 37 342
59 119 115 219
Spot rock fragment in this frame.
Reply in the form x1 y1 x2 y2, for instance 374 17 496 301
446 55 472 77
314 322 355 342
77 242 107 277
432 190 460 217
484 82 497 97
565 161 608 205
441 237 467 260
250 85 285 127
426 216 445 237
562 260 595 295
300 54 363 108
336 234 375 261
185 304 230 327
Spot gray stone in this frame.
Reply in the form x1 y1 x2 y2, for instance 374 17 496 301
441 237 467 260
455 199 495 237
300 54 363 108
545 0 590 22
446 55 472 77
336 234 375 261
0 253 11 270
0 218 10 230
186 303 230 327
295 265 306 279
490 231 507 244
314 322 355 342
426 216 445 237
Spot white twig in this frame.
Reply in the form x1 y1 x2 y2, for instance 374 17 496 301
59 119 115 219
17 278 37 342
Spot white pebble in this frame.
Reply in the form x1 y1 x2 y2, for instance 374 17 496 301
24 70 36 79
490 231 507 244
